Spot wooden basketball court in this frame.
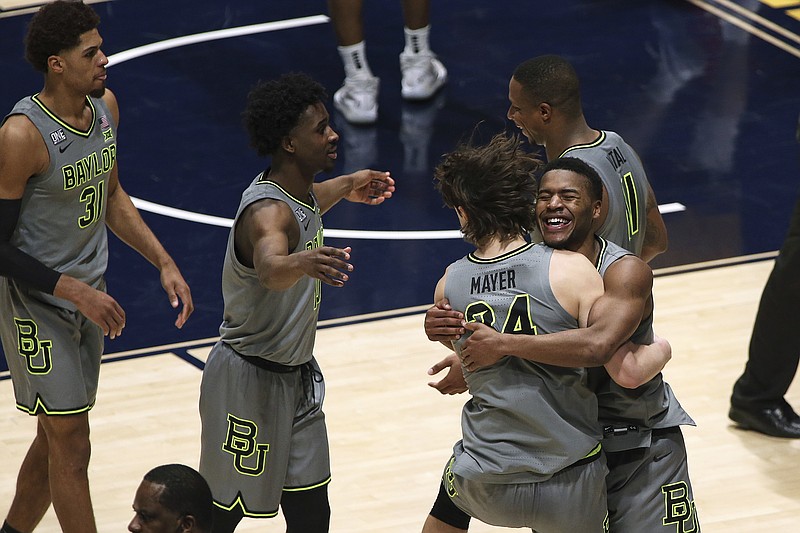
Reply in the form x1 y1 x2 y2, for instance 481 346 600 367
2 258 799 532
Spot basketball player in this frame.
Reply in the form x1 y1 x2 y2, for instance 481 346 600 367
0 3 193 532
464 158 698 532
198 72 394 533
508 54 668 262
425 54 668 385
129 464 213 533
424 158 698 532
421 134 609 532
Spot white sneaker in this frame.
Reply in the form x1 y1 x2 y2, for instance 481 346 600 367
400 51 447 100
333 75 379 125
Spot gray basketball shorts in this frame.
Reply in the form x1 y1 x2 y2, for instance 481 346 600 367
442 452 609 532
606 427 700 532
199 342 331 518
0 281 103 415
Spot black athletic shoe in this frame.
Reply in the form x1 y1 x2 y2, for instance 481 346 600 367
729 400 800 438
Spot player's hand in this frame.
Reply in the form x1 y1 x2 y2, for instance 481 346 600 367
55 275 125 338
424 298 464 342
427 353 468 394
160 262 194 329
459 321 505 371
77 285 126 339
345 170 395 205
298 246 354 287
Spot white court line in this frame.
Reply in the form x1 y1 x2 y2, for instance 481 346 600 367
131 197 463 240
131 198 233 228
108 13 686 240
685 0 800 59
658 202 685 215
132 197 686 240
0 0 109 18
706 0 800 46
106 14 330 66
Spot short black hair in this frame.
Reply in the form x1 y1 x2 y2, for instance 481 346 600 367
539 156 603 202
143 464 213 531
25 0 101 73
243 72 328 157
512 55 582 119
435 133 542 247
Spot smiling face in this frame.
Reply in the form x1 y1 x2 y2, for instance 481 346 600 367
535 168 600 251
507 77 544 146
53 28 108 98
288 101 339 175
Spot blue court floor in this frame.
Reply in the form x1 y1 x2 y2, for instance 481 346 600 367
1 0 799 363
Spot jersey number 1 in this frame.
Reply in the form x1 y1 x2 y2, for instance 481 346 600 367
621 172 640 239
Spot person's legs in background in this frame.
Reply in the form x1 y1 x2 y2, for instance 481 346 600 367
730 126 800 439
329 0 447 125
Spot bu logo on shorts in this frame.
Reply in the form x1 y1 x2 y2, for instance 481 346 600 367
662 481 699 532
444 456 458 498
14 318 53 375
223 413 270 476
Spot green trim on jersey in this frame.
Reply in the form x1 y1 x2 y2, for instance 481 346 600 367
254 176 315 210
213 496 280 519
283 476 332 492
560 130 606 155
593 236 610 272
467 242 535 264
211 475 331 518
584 442 603 459
30 94 96 137
16 394 94 416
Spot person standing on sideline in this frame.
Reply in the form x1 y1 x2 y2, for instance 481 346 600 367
0 3 193 533
129 464 213 533
328 0 447 124
198 72 394 533
421 134 609 533
729 117 800 438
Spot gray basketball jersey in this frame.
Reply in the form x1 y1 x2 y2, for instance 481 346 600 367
594 237 653 345
561 130 650 255
4 95 116 309
445 243 601 484
590 237 695 452
218 174 323 366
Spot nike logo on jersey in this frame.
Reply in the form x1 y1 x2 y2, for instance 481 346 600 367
653 451 672 462
603 424 639 437
58 141 74 153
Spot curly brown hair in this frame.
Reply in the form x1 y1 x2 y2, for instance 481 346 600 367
435 133 542 248
25 1 101 73
243 72 328 157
